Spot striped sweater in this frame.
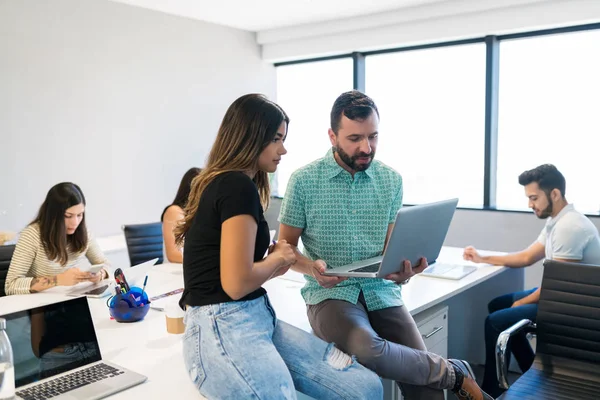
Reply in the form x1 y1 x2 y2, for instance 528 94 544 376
5 223 109 295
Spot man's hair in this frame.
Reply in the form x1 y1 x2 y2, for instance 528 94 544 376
518 164 566 198
330 90 379 134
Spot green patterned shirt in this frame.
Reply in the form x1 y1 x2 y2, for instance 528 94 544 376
279 149 404 311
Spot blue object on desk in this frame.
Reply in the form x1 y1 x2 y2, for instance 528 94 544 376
108 286 150 322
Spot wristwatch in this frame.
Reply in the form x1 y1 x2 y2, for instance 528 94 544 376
400 278 410 285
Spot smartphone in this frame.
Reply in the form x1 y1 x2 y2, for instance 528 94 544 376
89 264 104 274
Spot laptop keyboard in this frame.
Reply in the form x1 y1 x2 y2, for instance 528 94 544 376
351 263 380 273
17 363 124 400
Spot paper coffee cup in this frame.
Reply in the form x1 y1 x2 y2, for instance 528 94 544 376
165 302 185 334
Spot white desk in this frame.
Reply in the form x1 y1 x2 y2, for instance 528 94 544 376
1 246 523 399
275 247 510 316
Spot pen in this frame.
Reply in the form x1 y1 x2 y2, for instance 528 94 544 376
269 240 277 255
141 275 148 297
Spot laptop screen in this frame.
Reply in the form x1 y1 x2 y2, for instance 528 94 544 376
2 297 102 387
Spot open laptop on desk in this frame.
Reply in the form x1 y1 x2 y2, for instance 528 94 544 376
67 258 159 298
2 296 147 400
323 198 476 280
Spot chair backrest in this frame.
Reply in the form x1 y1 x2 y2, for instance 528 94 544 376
122 223 164 266
536 259 600 369
0 245 16 297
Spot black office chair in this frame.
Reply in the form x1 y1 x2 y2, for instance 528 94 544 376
0 245 16 297
496 259 600 399
122 223 164 266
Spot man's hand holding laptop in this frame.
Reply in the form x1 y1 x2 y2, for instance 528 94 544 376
309 257 428 287
385 257 428 284
311 260 348 288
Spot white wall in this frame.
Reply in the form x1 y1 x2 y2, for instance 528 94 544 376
259 0 600 62
0 0 275 237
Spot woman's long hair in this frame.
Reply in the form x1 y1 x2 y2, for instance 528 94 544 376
31 182 88 266
161 167 201 222
174 94 289 245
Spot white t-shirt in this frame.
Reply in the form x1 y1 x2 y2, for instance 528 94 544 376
537 204 600 264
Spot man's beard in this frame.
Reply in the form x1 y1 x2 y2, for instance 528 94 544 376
333 144 374 172
536 197 553 219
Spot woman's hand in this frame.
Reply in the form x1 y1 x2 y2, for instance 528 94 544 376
87 269 107 284
57 268 93 286
267 240 296 278
269 240 297 268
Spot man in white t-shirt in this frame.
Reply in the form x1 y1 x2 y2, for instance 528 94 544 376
463 164 600 397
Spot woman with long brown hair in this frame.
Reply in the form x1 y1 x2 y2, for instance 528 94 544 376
161 167 201 263
5 182 110 295
177 94 382 399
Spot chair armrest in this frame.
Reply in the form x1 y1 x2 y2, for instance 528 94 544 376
495 319 536 389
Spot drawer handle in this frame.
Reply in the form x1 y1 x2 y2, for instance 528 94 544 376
422 326 443 339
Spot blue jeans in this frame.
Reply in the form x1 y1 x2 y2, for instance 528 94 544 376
183 294 383 400
481 288 538 397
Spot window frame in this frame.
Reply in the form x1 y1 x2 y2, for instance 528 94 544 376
274 22 600 217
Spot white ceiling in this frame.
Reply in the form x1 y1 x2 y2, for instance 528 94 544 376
107 0 451 31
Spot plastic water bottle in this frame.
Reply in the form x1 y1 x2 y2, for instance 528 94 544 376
0 318 15 400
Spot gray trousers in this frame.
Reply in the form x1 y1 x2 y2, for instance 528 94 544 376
307 292 454 400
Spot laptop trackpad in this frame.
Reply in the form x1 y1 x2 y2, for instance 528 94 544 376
68 382 112 400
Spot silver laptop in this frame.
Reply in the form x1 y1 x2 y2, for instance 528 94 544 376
67 258 159 298
323 198 475 280
2 296 147 400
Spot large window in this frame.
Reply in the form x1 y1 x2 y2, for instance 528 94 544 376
365 44 486 206
275 58 353 196
496 30 600 214
274 24 600 216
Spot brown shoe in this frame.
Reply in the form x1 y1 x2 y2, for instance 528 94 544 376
448 359 495 400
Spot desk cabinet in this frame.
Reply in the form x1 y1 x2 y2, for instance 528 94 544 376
417 304 448 358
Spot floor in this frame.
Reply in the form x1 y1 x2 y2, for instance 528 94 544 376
472 364 522 398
